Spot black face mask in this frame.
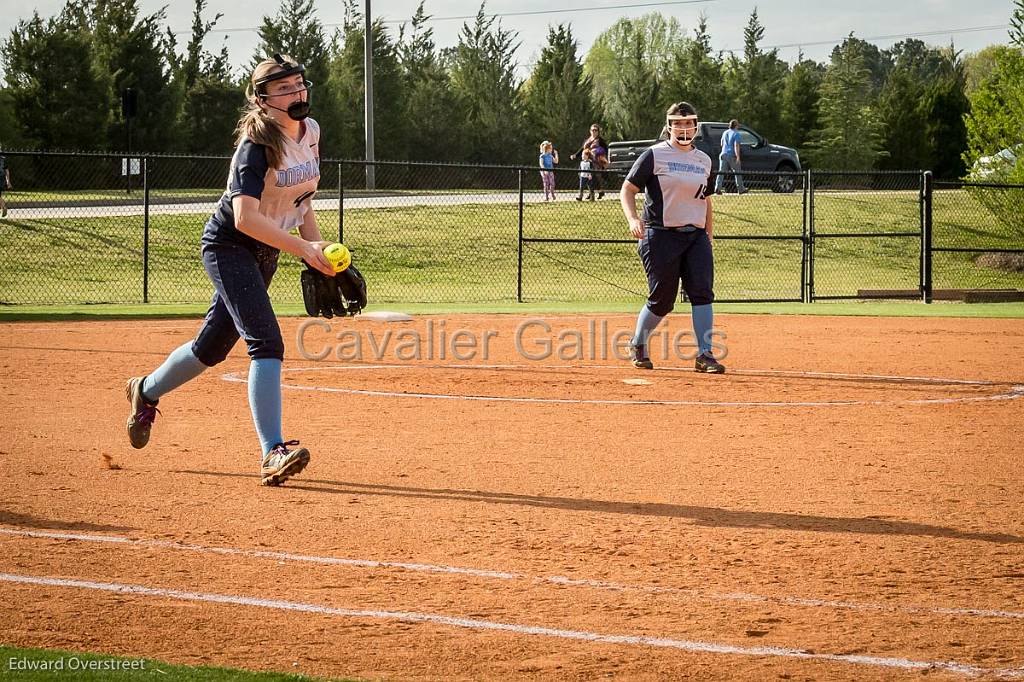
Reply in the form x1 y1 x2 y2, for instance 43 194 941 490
264 99 310 121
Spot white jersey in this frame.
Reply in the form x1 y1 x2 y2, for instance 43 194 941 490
205 118 321 246
625 141 712 228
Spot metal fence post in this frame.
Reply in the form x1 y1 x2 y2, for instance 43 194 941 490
338 161 344 243
922 170 933 303
517 168 524 303
142 156 150 304
921 168 929 296
807 169 816 303
801 168 810 303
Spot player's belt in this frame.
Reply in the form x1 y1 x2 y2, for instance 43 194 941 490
654 224 699 232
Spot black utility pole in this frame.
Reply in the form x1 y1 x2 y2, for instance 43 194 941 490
122 88 137 195
364 0 375 191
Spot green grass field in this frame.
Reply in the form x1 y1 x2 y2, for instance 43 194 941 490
1 188 1021 309
0 645 343 681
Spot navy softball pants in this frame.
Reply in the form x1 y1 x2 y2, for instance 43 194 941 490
638 227 715 316
191 240 285 365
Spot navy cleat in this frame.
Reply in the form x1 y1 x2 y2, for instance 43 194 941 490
125 377 159 449
629 343 654 370
695 353 726 374
260 440 310 487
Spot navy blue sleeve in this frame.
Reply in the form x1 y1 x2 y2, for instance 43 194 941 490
625 148 655 190
228 139 268 200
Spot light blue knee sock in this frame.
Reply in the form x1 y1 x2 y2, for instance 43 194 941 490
248 358 284 456
142 342 208 402
691 304 714 356
632 305 665 347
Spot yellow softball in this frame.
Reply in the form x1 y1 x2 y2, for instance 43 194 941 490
323 243 351 273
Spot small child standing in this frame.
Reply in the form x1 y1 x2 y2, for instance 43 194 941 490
576 147 595 201
538 140 559 201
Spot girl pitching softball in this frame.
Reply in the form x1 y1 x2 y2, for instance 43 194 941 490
125 54 336 486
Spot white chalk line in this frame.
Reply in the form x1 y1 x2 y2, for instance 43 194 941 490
2 528 1021 622
1 572 1021 678
221 363 1024 407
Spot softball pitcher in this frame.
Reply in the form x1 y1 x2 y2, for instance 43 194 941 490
125 54 336 486
620 101 726 373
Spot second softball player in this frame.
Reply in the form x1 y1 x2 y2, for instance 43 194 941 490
620 101 726 373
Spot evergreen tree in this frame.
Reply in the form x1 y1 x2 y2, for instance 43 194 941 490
1 10 109 149
0 90 29 149
75 0 178 152
521 24 597 156
448 5 524 163
397 2 464 161
253 0 331 88
729 8 787 141
877 41 970 174
883 38 946 82
805 35 887 169
326 3 406 160
828 35 890 97
921 52 970 179
875 40 940 170
170 0 242 154
779 54 823 149
664 13 726 121
876 67 930 170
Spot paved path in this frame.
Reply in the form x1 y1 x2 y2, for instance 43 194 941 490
2 191 617 220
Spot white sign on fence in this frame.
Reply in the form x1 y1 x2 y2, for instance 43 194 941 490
121 158 141 176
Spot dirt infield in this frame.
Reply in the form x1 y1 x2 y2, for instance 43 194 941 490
1 313 1022 680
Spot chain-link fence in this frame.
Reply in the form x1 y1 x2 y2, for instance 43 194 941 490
1 151 1022 306
520 168 806 304
931 180 1024 300
808 171 924 300
338 160 521 304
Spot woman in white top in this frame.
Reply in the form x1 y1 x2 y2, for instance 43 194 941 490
124 54 336 486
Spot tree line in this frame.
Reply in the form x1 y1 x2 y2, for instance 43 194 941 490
1 0 1022 179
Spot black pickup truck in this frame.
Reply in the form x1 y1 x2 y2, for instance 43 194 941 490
607 122 802 192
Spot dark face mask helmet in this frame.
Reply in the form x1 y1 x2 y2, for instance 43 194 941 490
255 54 312 121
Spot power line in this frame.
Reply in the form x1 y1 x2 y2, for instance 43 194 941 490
722 24 1010 53
171 8 1010 63
170 0 716 35
378 0 715 24
514 23 1011 69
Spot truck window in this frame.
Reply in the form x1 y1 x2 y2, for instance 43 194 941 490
738 129 760 146
705 125 727 148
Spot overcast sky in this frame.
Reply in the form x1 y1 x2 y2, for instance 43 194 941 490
3 0 1014 78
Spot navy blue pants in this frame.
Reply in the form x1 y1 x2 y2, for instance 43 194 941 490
638 227 715 316
191 240 284 366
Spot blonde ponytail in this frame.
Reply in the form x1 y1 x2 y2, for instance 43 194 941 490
235 99 286 168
